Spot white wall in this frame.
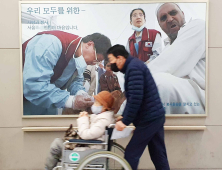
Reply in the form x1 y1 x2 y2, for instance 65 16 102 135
1 0 222 169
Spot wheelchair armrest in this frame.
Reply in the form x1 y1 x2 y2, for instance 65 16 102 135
67 139 104 144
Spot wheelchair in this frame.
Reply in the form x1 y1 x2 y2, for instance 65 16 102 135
53 125 132 170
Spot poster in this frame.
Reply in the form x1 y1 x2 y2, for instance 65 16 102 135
20 2 207 116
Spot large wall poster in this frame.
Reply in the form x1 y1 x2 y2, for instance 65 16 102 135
20 1 208 117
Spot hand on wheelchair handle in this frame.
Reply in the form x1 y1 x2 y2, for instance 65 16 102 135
115 121 126 131
108 124 116 128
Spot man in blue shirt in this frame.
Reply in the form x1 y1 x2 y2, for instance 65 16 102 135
23 31 111 115
107 45 170 170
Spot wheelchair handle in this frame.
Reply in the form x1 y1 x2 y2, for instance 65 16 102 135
108 124 136 130
108 124 116 128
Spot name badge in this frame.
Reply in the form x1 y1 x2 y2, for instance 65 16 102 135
145 42 152 47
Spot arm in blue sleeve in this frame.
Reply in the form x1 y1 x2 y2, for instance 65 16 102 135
122 69 144 126
67 74 86 95
23 34 70 109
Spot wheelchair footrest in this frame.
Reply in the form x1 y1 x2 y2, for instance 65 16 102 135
65 163 104 169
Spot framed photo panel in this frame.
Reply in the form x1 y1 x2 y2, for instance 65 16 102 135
20 1 208 117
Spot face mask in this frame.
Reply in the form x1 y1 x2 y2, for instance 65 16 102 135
75 42 87 76
91 105 103 115
132 23 145 32
111 63 119 72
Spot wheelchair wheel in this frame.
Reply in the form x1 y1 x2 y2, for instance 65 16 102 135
76 151 132 170
107 142 125 169
52 165 62 170
112 142 125 153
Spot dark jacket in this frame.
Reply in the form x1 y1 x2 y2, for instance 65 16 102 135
121 56 165 127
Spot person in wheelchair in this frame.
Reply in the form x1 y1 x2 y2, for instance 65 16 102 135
45 91 115 170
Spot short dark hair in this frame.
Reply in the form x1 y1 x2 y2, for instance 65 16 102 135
107 44 129 59
82 33 111 61
130 8 146 21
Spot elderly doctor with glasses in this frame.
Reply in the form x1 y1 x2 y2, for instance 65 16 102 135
22 31 111 115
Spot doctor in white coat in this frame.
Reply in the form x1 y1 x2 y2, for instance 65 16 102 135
148 3 205 114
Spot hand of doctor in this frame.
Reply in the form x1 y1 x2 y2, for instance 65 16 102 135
76 90 89 96
115 121 126 131
73 95 94 110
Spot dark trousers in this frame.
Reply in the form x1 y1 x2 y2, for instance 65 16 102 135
124 116 170 170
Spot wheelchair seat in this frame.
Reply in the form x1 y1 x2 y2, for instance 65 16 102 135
68 139 103 144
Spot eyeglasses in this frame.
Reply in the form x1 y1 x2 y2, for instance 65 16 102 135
93 48 100 65
95 48 98 61
132 13 144 18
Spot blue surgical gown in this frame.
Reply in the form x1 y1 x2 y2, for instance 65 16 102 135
23 34 85 115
